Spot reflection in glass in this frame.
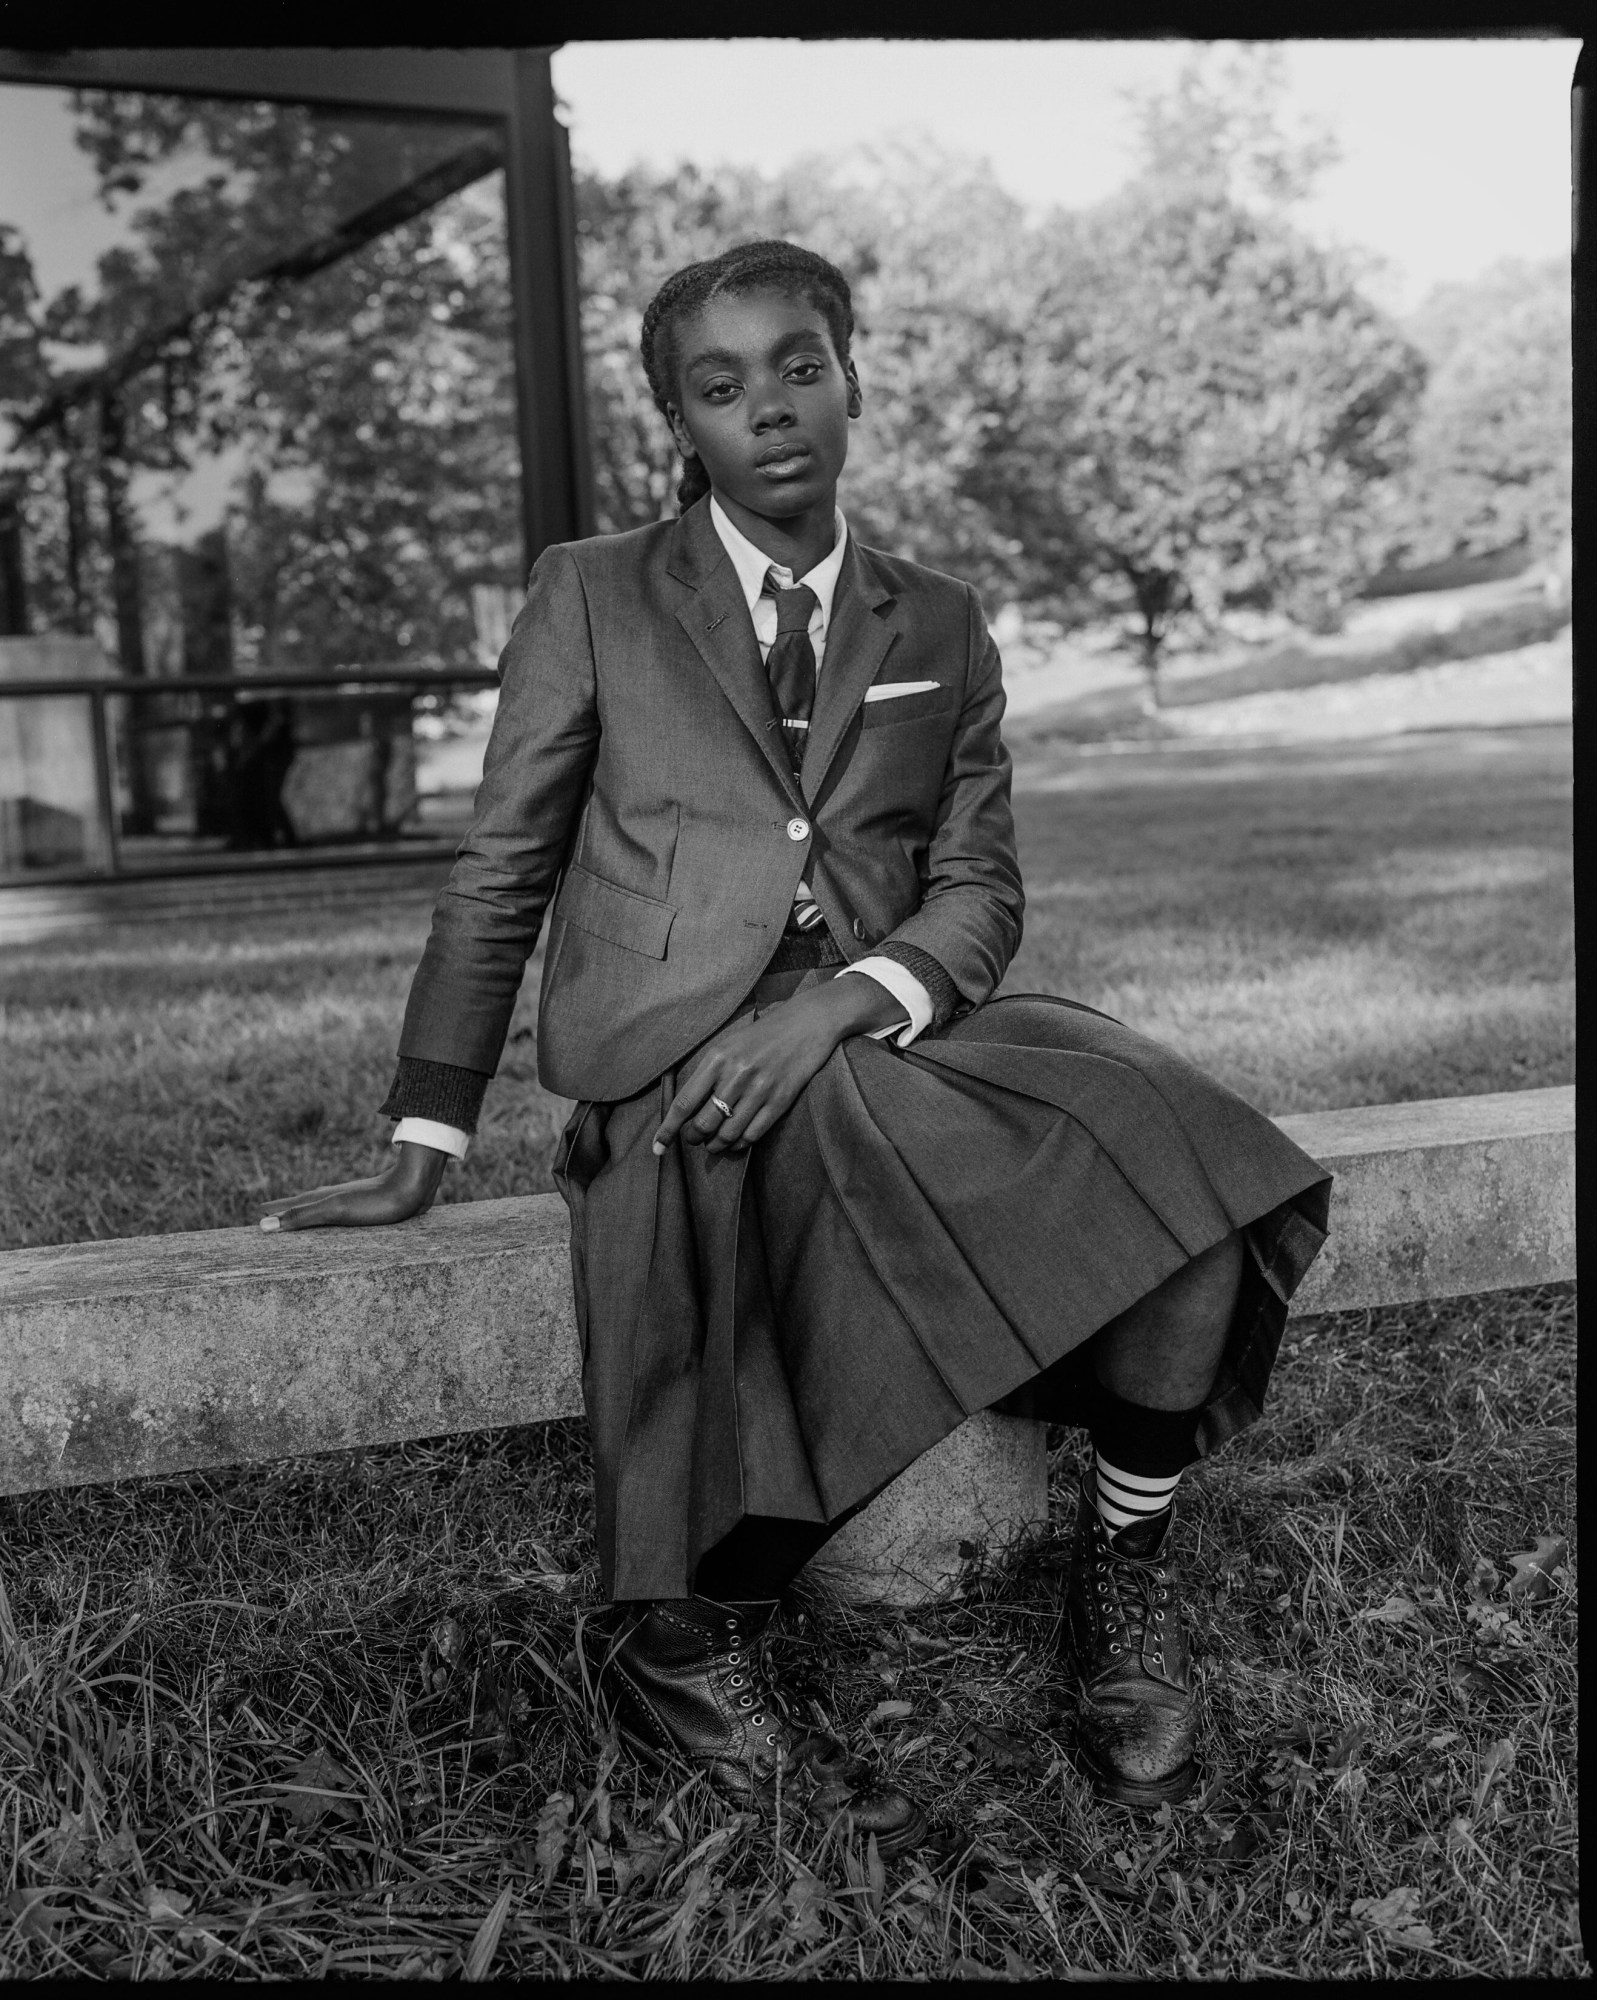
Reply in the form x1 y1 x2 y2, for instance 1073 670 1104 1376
0 86 517 877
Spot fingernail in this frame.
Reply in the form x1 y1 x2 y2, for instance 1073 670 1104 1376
651 1142 666 1157
259 1215 280 1232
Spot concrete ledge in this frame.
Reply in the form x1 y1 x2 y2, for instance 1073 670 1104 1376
0 1085 1574 1601
1275 1086 1575 1313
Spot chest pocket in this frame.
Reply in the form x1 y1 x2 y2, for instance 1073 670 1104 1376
859 682 960 729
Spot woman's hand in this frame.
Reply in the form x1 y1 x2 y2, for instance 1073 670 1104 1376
259 1140 451 1231
653 974 908 1158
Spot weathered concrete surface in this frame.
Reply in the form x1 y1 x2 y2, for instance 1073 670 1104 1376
802 1411 1050 1608
0 1196 581 1493
0 1085 1574 1607
1277 1085 1574 1314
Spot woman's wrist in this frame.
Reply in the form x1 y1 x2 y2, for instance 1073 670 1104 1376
802 971 911 1045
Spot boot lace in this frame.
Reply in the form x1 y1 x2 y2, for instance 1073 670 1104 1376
1092 1544 1175 1669
715 1614 788 1751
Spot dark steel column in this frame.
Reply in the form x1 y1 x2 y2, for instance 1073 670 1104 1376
504 48 596 573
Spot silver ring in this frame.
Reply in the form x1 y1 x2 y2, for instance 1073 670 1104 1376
710 1095 733 1119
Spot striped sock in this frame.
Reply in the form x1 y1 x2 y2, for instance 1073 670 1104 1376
1093 1453 1181 1537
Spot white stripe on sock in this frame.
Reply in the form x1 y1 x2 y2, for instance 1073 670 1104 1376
1094 1452 1181 1535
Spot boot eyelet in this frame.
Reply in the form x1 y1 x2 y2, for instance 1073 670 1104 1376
753 1714 765 1727
739 1694 753 1707
729 1674 745 1688
1110 1644 1122 1655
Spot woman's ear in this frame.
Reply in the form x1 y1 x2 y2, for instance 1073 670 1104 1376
665 400 697 460
844 360 863 420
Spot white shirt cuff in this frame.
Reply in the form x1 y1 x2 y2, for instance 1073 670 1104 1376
838 957 935 1047
392 1117 470 1160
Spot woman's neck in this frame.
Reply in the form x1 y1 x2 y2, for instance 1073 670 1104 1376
711 488 839 580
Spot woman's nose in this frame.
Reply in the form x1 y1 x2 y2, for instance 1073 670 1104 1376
749 382 795 431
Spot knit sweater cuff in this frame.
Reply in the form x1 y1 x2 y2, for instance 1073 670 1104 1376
873 940 963 1032
378 1058 491 1134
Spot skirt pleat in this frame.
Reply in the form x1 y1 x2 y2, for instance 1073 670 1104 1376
555 979 1332 1602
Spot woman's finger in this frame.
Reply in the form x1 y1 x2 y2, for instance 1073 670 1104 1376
653 1065 725 1154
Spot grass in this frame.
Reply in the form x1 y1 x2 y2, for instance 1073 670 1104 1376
0 1286 1577 1978
0 723 1572 1250
0 717 1577 1978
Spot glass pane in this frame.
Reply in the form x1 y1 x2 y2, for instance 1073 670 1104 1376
0 83 515 878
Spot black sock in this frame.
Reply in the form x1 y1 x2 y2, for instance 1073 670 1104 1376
691 1514 837 1603
1086 1378 1206 1478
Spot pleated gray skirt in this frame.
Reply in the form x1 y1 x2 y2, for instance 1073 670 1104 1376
553 969 1332 1602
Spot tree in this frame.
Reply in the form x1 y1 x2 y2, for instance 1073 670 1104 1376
1393 258 1570 567
1010 52 1425 699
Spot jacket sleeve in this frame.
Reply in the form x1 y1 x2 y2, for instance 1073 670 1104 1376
871 585 1024 1010
394 543 601 1079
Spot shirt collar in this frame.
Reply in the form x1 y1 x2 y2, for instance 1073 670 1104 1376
709 495 850 631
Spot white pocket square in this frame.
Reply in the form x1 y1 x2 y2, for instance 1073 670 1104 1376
864 680 942 702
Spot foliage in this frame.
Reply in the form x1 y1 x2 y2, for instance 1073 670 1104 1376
1394 259 1570 568
1006 54 1426 687
0 65 1564 692
14 92 520 671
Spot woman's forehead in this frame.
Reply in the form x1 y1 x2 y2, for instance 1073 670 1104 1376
677 287 833 367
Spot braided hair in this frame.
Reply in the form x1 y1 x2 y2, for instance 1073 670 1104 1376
640 240 855 513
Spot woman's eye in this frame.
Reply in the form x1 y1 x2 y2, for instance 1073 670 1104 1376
787 360 822 382
701 380 738 402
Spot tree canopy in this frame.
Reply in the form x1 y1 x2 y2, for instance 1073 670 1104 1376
0 59 1566 694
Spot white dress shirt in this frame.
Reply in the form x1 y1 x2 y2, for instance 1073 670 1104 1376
393 500 933 1160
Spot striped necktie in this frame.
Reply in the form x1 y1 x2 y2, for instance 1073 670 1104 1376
762 569 826 932
761 569 818 781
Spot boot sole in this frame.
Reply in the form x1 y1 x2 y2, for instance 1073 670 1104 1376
1076 1747 1199 1808
583 1647 934 1856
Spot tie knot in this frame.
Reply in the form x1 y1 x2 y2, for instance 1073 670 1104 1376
763 571 818 637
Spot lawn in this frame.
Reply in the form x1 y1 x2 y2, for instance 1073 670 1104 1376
0 721 1572 1251
0 718 1577 1979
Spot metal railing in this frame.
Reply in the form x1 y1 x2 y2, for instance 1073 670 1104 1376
0 667 499 887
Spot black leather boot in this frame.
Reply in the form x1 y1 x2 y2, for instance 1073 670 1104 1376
582 1594 930 1858
1062 1472 1199 1806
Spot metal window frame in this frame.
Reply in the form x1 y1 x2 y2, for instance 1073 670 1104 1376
0 47 595 886
0 45 596 574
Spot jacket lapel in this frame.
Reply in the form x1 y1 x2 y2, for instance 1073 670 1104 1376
667 503 799 800
801 538 899 798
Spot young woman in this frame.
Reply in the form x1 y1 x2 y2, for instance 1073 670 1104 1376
263 241 1331 1851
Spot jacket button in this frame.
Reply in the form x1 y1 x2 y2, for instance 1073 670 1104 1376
852 917 869 942
786 817 810 842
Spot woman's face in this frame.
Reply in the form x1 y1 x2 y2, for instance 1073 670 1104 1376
665 286 862 522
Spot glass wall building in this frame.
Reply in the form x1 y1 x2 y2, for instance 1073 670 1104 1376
0 49 592 882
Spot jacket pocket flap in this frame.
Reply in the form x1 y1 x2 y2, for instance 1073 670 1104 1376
554 864 675 959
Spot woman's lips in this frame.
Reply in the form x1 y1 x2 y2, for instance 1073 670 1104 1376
756 446 811 477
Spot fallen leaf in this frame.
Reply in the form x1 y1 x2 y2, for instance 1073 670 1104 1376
610 1830 667 1897
1351 1884 1435 1951
1326 1723 1370 1771
144 1882 193 1924
281 1747 358 1828
869 1698 915 1723
1472 1737 1515 1812
783 1865 830 1946
2 1888 69 1945
1507 1535 1569 1606
1427 1730 1462 1752
1214 1820 1258 1862
962 1722 1041 1771
463 1884 514 1982
1361 1594 1420 1625
534 1793 573 1886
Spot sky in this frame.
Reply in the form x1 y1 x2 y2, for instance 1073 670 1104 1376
0 39 1577 321
550 38 1577 315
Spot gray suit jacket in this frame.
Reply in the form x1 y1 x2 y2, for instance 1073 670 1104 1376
397 497 1024 1103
